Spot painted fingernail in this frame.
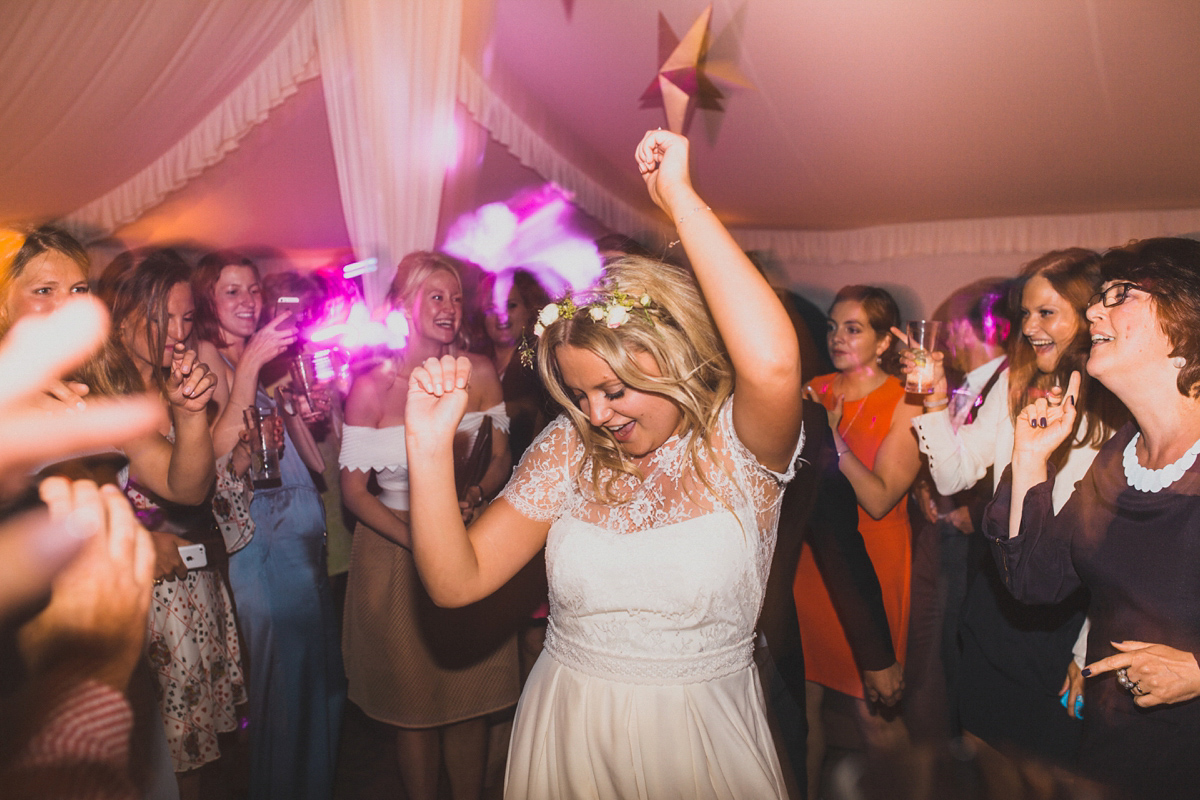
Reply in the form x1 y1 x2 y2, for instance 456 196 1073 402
1081 668 1092 677
1069 396 1076 406
1040 418 1047 428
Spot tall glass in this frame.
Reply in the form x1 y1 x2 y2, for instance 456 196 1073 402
243 407 282 489
905 320 941 394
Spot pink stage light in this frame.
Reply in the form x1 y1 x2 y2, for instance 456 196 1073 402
441 183 604 312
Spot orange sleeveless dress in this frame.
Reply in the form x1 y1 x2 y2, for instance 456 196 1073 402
792 374 911 699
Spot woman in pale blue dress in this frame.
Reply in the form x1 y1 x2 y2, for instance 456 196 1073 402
193 251 345 800
403 131 806 798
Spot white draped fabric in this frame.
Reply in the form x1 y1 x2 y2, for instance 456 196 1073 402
7 0 1200 303
313 0 463 308
62 6 319 238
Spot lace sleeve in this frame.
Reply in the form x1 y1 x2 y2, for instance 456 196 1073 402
499 414 577 522
719 397 805 487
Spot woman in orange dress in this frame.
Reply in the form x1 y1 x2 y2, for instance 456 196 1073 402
793 285 920 796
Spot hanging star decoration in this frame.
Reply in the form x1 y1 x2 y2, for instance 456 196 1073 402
639 5 751 134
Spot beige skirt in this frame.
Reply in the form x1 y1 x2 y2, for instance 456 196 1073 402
342 521 520 728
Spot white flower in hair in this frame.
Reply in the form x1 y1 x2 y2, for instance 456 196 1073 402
639 294 652 307
605 304 630 328
538 303 561 327
589 306 606 321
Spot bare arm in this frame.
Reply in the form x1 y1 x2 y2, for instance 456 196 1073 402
340 467 411 548
406 356 550 607
635 131 803 473
834 398 923 520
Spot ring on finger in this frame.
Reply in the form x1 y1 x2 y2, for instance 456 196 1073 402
1130 681 1149 697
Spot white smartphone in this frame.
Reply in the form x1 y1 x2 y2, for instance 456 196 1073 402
177 543 208 570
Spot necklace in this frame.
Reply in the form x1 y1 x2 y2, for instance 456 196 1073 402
1122 432 1200 493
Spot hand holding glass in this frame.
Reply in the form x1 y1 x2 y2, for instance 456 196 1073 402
905 320 941 394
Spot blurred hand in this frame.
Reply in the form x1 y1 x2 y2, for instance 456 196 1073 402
18 478 155 692
0 298 163 495
863 661 905 707
242 313 298 370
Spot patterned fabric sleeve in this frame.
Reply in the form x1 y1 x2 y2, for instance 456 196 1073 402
499 414 576 522
213 451 254 554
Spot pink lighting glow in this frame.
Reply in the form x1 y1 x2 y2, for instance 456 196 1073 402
440 184 604 312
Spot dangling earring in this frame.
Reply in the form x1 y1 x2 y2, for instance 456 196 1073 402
1172 356 1187 369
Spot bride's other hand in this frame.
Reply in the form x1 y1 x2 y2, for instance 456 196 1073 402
407 355 472 447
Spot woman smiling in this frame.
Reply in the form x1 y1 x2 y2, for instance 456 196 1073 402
990 237 1200 798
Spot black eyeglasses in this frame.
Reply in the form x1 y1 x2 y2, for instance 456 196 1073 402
1088 282 1143 309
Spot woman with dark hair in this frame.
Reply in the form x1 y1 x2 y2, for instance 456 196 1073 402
908 249 1126 787
107 249 248 787
480 268 557 682
989 237 1200 798
193 251 344 800
793 284 917 793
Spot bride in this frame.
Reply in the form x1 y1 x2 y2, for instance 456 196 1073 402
404 130 805 798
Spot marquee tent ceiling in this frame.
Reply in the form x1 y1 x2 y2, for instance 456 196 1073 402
5 0 1200 250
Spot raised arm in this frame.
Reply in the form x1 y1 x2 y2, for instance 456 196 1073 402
635 130 803 472
405 355 550 607
1007 371 1080 537
206 316 297 458
121 346 218 505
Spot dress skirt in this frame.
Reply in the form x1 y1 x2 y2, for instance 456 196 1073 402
146 569 246 771
504 650 787 800
342 521 520 727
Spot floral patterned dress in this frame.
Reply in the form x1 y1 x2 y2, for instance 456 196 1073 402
125 452 249 772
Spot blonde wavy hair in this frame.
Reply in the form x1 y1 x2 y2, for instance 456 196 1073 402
536 256 733 503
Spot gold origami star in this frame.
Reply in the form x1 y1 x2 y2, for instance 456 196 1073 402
639 5 750 134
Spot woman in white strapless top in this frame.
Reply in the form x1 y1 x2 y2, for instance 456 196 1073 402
339 251 513 800
403 131 806 799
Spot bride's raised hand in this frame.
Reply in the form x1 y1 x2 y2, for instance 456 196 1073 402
1013 370 1080 462
406 355 472 448
635 129 695 216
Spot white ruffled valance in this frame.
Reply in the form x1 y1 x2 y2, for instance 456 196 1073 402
63 6 319 239
57 0 1200 267
730 206 1200 265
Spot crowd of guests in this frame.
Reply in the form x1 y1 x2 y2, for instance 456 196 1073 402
2 130 1200 800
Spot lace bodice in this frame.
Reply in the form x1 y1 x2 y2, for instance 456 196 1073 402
340 404 509 511
501 398 802 683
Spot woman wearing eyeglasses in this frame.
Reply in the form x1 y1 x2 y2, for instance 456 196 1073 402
988 238 1200 798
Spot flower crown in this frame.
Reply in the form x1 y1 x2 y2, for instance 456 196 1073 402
520 287 655 368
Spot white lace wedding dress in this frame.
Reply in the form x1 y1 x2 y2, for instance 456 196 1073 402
500 398 801 799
